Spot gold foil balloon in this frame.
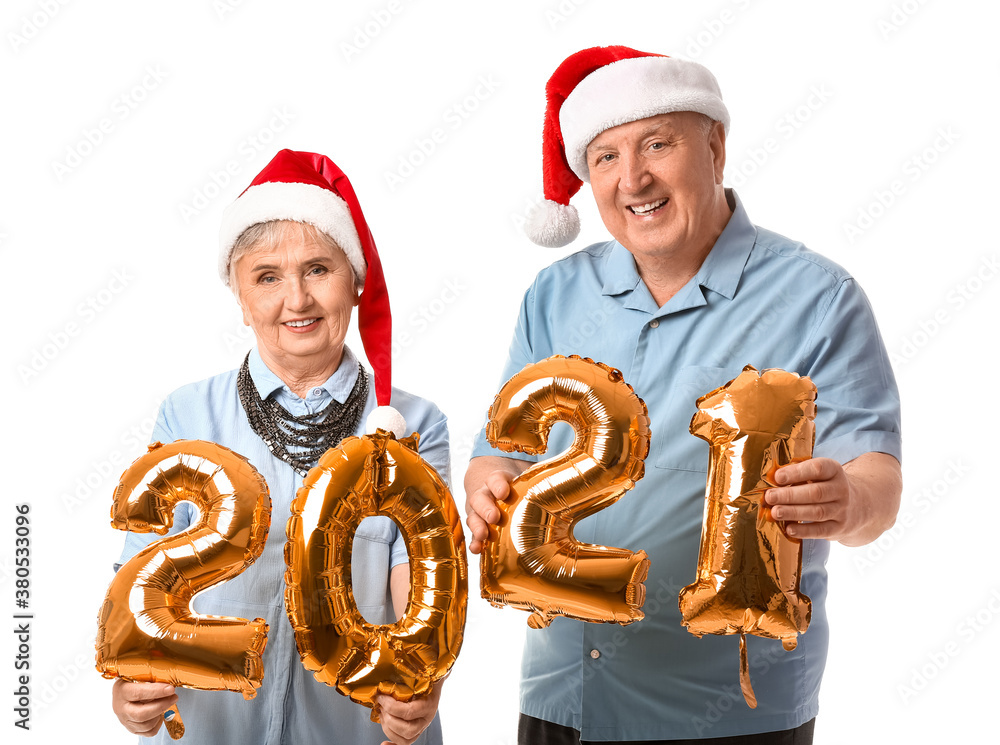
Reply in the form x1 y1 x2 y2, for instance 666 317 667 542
96 440 272 739
482 355 651 629
678 366 815 708
284 431 467 721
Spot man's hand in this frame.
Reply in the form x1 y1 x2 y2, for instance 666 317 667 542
377 680 443 745
463 456 530 554
765 452 902 547
111 679 178 737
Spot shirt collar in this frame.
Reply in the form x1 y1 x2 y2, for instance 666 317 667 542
691 189 756 301
248 345 362 402
601 189 757 308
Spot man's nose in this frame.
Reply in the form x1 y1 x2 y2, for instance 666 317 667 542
618 152 653 194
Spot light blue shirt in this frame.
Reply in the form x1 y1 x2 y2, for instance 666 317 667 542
471 191 901 741
117 346 450 745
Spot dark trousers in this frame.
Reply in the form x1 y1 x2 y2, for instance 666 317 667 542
517 714 816 745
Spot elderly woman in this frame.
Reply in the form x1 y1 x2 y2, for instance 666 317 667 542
110 150 449 745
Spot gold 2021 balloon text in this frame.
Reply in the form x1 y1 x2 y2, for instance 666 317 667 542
679 366 815 708
481 355 651 629
284 430 467 721
96 440 272 740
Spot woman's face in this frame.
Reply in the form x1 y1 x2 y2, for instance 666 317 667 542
233 223 358 374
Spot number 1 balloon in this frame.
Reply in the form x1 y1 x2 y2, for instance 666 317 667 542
481 355 651 629
95 440 272 740
678 366 815 708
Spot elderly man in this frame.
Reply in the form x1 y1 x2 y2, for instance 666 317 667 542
464 46 901 744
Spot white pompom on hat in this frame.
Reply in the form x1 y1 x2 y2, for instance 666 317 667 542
220 149 406 437
525 45 730 248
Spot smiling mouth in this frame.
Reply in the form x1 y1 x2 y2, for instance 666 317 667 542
628 198 667 216
284 318 319 328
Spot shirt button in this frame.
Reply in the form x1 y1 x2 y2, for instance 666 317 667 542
590 649 601 659
312 388 323 396
649 320 659 329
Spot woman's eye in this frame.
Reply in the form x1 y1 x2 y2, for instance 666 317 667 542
259 275 277 284
309 266 328 276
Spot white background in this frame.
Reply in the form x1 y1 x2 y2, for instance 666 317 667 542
1 0 997 743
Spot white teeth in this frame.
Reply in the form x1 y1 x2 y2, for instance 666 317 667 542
631 199 667 215
285 319 316 327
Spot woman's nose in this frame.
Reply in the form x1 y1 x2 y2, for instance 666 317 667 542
284 278 311 310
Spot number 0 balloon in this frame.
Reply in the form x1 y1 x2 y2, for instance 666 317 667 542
482 355 651 628
95 440 272 740
678 366 815 708
284 430 467 721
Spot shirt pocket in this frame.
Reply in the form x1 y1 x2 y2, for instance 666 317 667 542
653 365 746 472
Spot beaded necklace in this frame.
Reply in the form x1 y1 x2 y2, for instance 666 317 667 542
236 352 368 476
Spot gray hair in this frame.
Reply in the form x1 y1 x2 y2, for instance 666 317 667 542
227 220 357 295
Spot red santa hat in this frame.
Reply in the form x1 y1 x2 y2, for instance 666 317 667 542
525 46 731 248
219 149 406 437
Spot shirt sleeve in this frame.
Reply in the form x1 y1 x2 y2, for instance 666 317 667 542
800 278 902 465
470 284 544 463
413 408 452 490
115 396 195 570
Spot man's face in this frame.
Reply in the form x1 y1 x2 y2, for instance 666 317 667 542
585 111 726 261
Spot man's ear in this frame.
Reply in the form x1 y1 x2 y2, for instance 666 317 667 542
709 120 727 185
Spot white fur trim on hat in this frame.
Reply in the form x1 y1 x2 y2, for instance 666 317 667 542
559 56 730 183
524 199 580 248
365 405 407 438
218 181 367 286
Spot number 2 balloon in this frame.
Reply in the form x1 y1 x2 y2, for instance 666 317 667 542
95 440 271 739
481 355 651 629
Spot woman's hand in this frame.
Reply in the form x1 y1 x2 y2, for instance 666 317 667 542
111 679 177 736
377 680 443 745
